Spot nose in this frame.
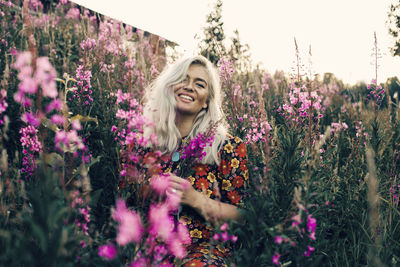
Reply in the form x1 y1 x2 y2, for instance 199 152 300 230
183 80 194 91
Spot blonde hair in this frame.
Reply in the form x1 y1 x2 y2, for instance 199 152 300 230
143 55 228 165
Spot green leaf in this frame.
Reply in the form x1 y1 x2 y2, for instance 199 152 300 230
70 114 98 125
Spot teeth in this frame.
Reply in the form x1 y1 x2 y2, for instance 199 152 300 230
180 95 194 101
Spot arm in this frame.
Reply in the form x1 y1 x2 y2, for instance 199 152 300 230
169 137 249 225
168 175 243 224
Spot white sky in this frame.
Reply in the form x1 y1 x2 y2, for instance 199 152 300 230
71 0 400 85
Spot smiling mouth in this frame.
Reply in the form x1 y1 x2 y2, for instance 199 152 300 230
178 94 194 102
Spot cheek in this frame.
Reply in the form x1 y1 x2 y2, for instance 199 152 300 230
203 90 210 103
172 84 180 93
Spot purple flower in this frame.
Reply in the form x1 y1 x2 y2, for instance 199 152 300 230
221 232 229 242
50 114 64 125
65 7 80 20
167 235 186 258
307 214 317 233
21 112 40 127
18 76 38 94
274 235 283 245
181 131 215 162
148 203 173 241
35 57 57 98
304 245 315 257
150 174 170 195
71 120 82 130
98 243 117 260
230 235 238 243
46 99 63 113
112 199 143 246
272 251 280 266
220 222 229 231
13 51 32 69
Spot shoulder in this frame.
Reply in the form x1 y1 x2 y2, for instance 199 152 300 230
222 134 245 146
219 134 246 156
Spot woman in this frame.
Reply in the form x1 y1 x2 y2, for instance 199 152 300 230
143 55 248 266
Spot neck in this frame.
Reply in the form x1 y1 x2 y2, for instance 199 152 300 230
175 113 196 137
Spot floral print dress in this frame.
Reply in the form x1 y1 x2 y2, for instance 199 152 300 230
165 135 249 267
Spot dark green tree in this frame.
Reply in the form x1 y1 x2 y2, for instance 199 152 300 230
228 29 252 72
199 0 226 65
388 1 400 56
386 76 400 104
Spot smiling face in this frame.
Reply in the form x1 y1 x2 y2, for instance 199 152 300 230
173 64 209 119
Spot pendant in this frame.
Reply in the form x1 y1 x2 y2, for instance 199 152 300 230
172 151 180 162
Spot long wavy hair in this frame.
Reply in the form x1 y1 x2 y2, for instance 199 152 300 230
143 55 228 165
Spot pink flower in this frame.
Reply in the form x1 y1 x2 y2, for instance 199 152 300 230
272 251 280 266
220 222 228 231
291 214 302 227
221 232 229 242
98 243 117 260
71 120 82 130
18 76 38 94
112 199 143 246
13 51 32 69
309 231 316 240
65 7 80 20
35 57 57 98
274 235 283 245
21 112 40 127
307 214 317 233
150 174 170 195
166 189 181 210
304 245 315 257
149 203 173 241
177 222 191 245
230 235 238 243
46 99 63 113
14 91 32 107
50 114 64 125
167 236 186 258
129 258 146 267
55 130 68 151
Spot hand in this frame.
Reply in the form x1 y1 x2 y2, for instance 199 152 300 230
167 174 200 208
166 174 243 224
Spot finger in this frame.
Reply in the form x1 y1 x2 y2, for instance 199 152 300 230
169 175 184 183
169 180 182 190
166 187 183 197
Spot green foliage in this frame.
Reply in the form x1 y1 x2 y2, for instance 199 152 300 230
0 0 399 266
228 29 253 73
0 159 82 267
388 1 400 56
199 0 226 64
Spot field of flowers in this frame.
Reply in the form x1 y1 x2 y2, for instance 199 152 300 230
1 0 400 266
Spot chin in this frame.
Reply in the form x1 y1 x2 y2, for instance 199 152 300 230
176 106 201 117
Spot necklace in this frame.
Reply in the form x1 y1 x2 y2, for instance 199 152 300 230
171 136 190 162
172 151 180 162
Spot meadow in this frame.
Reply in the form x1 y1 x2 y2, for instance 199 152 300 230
0 1 399 266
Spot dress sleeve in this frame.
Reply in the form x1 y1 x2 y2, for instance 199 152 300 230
217 136 249 208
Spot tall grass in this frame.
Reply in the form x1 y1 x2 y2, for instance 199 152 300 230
0 0 399 266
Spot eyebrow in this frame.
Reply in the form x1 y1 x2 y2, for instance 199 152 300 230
186 74 208 86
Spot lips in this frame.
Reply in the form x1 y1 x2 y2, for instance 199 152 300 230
178 93 194 102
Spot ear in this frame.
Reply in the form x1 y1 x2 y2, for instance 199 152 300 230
202 103 208 109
